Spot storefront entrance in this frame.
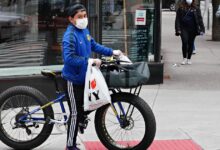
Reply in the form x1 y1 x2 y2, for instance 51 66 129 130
100 0 163 84
0 0 163 86
101 0 155 62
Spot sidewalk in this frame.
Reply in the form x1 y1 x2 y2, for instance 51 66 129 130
0 11 220 150
156 11 220 150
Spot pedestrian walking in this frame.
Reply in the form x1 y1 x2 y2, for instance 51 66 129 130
62 3 122 150
192 42 196 54
175 0 205 65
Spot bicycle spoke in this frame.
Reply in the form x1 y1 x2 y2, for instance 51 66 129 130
102 101 147 149
106 119 118 125
114 128 124 142
0 86 57 150
127 105 135 118
0 94 45 142
105 123 119 128
1 109 13 122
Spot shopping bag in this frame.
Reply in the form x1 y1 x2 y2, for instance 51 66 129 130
84 60 111 111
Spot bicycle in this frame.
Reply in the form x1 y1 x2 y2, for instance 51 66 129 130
0 57 156 150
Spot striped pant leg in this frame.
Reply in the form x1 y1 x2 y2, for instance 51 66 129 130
66 81 78 147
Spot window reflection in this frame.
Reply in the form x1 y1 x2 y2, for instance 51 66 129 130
0 0 156 69
102 0 155 62
0 0 76 68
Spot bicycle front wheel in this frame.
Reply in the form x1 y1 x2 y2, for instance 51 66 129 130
95 93 156 150
0 86 54 150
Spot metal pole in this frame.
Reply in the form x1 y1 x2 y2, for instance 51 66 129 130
207 8 210 30
123 0 128 55
154 0 161 62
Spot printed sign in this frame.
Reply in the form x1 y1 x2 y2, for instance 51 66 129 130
135 10 146 25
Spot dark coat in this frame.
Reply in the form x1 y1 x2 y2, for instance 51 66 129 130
175 7 205 35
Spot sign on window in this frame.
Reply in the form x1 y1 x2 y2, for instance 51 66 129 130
135 10 146 25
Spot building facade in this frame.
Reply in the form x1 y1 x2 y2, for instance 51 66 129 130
0 0 163 98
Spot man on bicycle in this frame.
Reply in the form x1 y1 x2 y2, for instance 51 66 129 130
62 3 122 150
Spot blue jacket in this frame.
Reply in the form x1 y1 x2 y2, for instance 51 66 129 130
62 24 113 85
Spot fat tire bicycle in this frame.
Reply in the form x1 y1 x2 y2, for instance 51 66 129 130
0 59 156 150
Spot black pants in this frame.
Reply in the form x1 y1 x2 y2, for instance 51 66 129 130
64 80 85 148
180 28 196 59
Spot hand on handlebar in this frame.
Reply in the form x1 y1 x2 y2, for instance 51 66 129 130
113 50 123 56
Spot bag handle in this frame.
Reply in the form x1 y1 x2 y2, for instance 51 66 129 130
183 8 191 21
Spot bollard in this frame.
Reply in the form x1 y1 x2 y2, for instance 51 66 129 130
207 8 210 30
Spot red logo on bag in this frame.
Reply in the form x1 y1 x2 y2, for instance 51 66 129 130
91 79 96 89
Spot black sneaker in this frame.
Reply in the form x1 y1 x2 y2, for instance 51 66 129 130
65 146 80 150
78 116 90 134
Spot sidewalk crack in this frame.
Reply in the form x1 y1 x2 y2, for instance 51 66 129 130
178 128 205 150
151 84 161 110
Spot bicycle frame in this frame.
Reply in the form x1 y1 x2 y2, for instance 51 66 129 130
19 93 68 124
18 90 131 127
110 86 143 126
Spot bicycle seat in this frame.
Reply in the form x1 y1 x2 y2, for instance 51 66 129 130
41 69 61 78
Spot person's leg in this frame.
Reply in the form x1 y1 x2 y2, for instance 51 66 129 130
66 81 84 149
72 85 85 134
187 33 196 61
180 29 188 64
192 42 196 54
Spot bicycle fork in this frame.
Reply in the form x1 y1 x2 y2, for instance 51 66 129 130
110 102 127 126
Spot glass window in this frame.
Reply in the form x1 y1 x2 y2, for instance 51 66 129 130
0 0 80 69
102 0 155 62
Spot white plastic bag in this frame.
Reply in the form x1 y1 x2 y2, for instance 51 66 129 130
84 59 111 111
119 54 132 65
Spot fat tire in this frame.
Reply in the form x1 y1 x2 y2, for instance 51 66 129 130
0 86 54 150
95 93 156 150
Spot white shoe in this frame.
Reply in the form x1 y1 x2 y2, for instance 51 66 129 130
76 135 86 150
187 59 192 65
192 50 196 54
181 58 187 65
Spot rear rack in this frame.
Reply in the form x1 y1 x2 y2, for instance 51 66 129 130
110 85 142 96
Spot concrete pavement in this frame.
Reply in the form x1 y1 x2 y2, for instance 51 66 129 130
156 11 220 150
0 11 220 150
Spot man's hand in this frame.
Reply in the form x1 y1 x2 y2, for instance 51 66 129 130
113 50 123 56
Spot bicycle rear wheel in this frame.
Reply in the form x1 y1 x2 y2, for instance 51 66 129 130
95 93 156 150
0 86 54 150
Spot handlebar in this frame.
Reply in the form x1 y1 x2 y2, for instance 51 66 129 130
99 56 132 72
89 56 133 73
101 56 131 66
91 56 119 67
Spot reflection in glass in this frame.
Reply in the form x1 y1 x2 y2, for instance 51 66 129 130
0 0 79 68
102 0 155 62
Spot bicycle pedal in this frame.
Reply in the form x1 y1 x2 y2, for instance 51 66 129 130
78 123 85 134
35 124 39 128
26 128 32 135
84 118 90 124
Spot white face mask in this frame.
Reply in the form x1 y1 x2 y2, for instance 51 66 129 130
75 18 88 29
186 0 192 5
